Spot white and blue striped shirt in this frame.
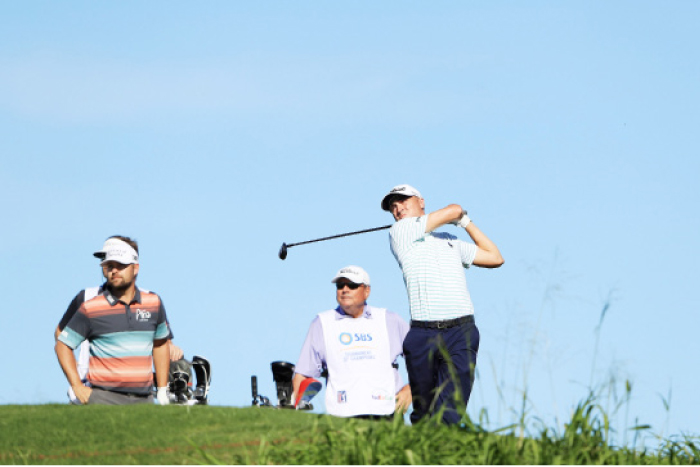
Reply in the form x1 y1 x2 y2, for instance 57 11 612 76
389 215 477 321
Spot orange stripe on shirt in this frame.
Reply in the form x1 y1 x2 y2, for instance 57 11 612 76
81 297 124 318
89 356 153 385
139 293 161 307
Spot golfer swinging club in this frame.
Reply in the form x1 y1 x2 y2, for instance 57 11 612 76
381 184 504 425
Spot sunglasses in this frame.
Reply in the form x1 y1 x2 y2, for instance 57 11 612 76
101 262 131 272
335 282 363 290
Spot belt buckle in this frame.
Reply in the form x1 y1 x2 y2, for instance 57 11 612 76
436 321 446 329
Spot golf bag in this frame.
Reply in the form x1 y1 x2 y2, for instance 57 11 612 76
251 360 319 410
272 361 295 408
168 355 211 405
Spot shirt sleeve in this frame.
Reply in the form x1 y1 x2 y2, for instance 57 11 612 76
389 216 428 261
57 305 90 350
58 290 85 332
431 231 478 268
294 316 326 379
457 239 478 267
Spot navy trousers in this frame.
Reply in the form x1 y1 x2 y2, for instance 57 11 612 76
403 320 480 425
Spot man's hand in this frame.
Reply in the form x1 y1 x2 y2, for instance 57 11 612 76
169 342 184 361
72 384 92 404
56 340 91 403
156 387 170 405
449 209 471 228
395 384 412 413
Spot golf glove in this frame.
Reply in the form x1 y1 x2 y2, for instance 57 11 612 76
156 387 170 405
450 210 471 229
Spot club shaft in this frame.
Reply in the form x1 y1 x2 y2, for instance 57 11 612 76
287 224 392 248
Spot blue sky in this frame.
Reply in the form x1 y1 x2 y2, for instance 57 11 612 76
2 1 698 445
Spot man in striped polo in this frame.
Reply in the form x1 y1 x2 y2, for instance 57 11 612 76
55 238 172 405
381 184 504 425
54 236 183 404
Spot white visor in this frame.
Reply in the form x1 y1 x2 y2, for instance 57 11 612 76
98 239 139 265
94 238 127 259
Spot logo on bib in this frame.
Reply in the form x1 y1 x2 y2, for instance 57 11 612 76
337 391 347 404
339 332 373 345
354 333 372 342
371 389 394 401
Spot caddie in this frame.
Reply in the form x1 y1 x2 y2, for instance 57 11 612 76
381 184 504 425
55 236 172 405
292 265 412 418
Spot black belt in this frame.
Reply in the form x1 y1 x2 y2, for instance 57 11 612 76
411 315 474 329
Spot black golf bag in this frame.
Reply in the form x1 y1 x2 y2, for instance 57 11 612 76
252 360 314 410
271 361 295 408
168 355 211 405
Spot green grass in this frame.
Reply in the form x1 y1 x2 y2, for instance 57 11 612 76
1 402 698 464
0 404 319 464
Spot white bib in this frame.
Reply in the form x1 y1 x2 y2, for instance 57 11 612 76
320 307 396 417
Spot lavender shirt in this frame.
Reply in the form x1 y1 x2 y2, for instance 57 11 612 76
294 305 410 392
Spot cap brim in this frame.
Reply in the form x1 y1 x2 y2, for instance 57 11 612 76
331 275 364 285
100 258 136 266
381 194 410 211
332 276 356 284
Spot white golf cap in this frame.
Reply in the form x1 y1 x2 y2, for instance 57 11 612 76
96 239 139 265
331 265 371 286
381 184 422 211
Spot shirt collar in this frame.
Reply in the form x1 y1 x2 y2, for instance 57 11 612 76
334 305 372 320
103 285 142 306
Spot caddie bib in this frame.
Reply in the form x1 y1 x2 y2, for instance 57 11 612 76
319 307 395 417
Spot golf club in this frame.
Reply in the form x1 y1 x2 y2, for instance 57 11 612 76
279 224 392 260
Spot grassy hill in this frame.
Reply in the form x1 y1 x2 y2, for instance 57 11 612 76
1 403 697 464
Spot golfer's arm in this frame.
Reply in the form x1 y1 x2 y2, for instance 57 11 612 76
55 341 83 389
54 326 61 341
468 222 504 268
153 339 170 388
426 204 463 232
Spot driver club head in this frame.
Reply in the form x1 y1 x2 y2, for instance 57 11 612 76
278 243 288 260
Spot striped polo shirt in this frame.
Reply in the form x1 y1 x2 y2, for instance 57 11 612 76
58 288 171 395
389 215 477 321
